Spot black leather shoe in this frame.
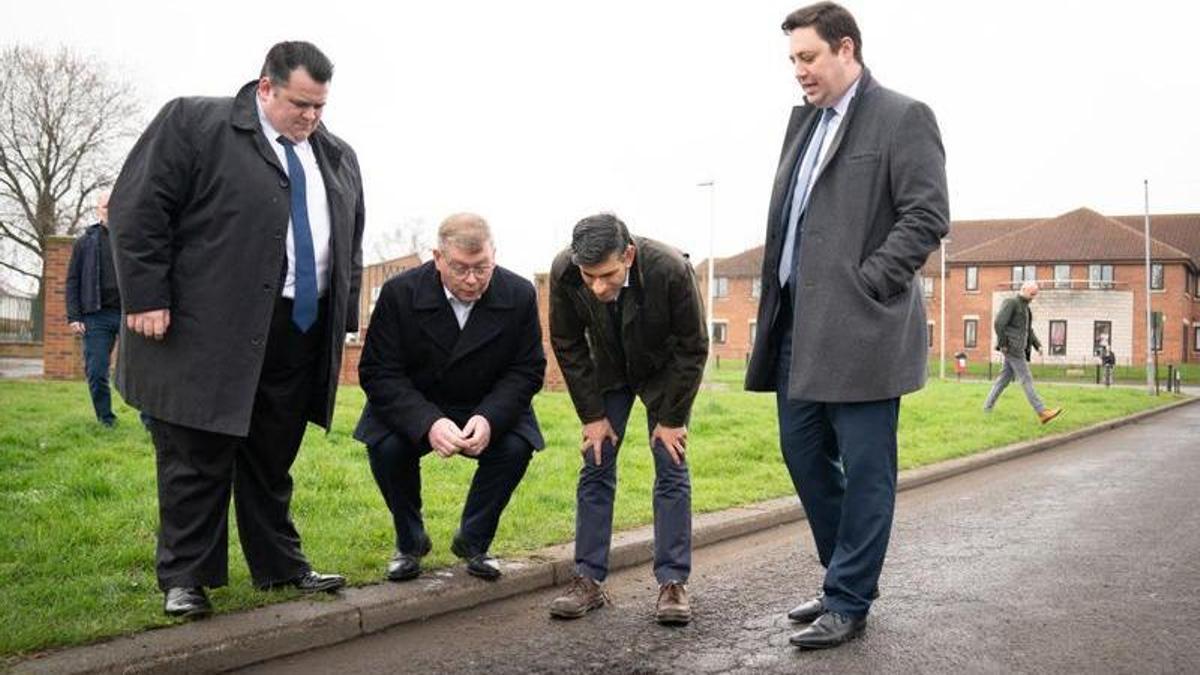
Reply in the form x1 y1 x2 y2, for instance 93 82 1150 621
387 534 433 582
163 587 212 618
787 594 825 623
290 570 346 593
451 534 502 581
789 611 867 649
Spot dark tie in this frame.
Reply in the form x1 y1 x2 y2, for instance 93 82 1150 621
278 136 318 333
778 106 837 288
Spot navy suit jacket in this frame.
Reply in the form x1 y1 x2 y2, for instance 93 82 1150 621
354 261 546 451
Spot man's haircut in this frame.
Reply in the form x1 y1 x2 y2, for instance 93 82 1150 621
781 2 864 65
438 213 493 254
570 213 632 267
260 41 334 85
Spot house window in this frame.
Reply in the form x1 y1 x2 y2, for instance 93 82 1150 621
749 321 757 346
964 319 978 349
1054 264 1071 289
714 277 729 298
965 266 978 291
1151 263 1164 291
927 321 934 349
1194 325 1200 352
712 321 728 344
1010 265 1036 289
751 278 762 299
1093 321 1112 356
922 277 934 298
1088 264 1114 289
1049 320 1067 356
1152 312 1163 352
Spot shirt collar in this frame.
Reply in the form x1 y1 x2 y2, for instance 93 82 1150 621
443 285 475 309
255 97 309 149
829 74 862 119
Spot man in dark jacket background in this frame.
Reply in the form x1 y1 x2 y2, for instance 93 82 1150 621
984 280 1062 423
547 213 708 626
109 41 364 618
65 191 121 427
355 213 545 583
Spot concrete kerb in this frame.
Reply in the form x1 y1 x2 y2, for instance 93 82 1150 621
15 395 1198 674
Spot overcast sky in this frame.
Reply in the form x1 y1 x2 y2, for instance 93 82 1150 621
4 0 1198 280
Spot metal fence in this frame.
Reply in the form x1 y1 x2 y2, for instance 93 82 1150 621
0 295 34 342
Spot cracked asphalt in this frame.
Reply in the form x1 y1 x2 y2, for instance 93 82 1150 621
241 403 1200 674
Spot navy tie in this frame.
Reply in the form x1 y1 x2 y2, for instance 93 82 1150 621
278 136 318 333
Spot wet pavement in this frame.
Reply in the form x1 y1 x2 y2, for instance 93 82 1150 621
239 404 1200 674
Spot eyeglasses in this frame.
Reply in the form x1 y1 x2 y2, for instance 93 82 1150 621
446 262 495 279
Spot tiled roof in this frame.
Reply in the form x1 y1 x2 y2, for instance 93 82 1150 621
695 245 765 278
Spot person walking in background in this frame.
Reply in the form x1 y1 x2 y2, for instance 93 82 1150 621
109 41 364 618
65 191 122 427
984 280 1062 423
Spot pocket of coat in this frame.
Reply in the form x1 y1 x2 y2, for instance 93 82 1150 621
846 151 881 165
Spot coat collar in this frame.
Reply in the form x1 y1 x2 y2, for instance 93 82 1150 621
411 261 516 366
230 80 344 175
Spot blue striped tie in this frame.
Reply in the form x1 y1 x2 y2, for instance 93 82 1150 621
278 136 318 333
778 107 837 288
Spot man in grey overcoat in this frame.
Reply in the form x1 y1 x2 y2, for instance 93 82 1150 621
744 2 949 649
109 41 364 618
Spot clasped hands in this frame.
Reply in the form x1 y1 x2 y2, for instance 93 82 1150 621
428 415 491 458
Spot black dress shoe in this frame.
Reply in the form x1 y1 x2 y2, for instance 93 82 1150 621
387 534 433 582
790 611 866 649
290 570 346 593
787 594 825 623
164 587 212 618
450 534 501 581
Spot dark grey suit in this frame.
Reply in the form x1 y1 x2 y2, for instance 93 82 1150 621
746 69 949 618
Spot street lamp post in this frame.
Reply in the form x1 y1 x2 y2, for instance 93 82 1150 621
697 180 716 359
939 237 950 379
1144 179 1155 394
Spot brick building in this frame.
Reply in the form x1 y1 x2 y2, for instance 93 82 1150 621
340 252 423 385
690 207 1200 368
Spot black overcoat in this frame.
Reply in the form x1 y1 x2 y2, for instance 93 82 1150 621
354 262 545 451
109 81 365 436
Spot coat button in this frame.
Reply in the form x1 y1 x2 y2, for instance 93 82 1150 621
279 178 289 189
804 280 815 289
262 283 272 291
251 336 264 346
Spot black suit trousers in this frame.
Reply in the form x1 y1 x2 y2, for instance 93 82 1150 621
366 429 533 557
150 296 327 590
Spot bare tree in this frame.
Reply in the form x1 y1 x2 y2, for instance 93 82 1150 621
369 216 434 264
0 45 140 339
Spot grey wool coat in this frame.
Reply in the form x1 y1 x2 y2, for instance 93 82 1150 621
745 69 950 402
109 81 365 436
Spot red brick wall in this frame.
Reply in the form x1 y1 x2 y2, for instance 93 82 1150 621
42 236 84 380
534 273 565 391
696 272 758 361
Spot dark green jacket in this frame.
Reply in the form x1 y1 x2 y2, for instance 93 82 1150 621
994 295 1040 359
548 237 709 427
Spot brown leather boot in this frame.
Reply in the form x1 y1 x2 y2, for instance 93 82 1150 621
1039 408 1063 424
549 575 609 619
656 581 691 625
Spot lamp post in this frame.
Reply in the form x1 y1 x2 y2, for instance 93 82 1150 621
939 238 951 379
1144 179 1155 394
697 180 716 358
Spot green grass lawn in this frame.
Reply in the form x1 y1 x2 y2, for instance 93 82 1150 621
0 376 1182 657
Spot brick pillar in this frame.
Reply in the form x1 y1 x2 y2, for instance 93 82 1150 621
339 342 362 386
535 273 564 391
42 236 84 380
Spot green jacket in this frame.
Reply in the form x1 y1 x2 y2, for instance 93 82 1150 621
549 236 709 427
994 295 1040 359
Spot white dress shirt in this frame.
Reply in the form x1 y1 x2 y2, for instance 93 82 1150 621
444 287 475 329
256 100 332 298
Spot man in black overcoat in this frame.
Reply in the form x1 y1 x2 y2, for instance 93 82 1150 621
355 213 545 581
109 41 365 617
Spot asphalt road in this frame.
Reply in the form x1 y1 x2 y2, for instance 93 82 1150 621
241 403 1200 674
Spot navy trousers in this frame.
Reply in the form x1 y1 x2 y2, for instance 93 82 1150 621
366 430 533 558
775 308 899 618
81 308 121 425
574 387 692 584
